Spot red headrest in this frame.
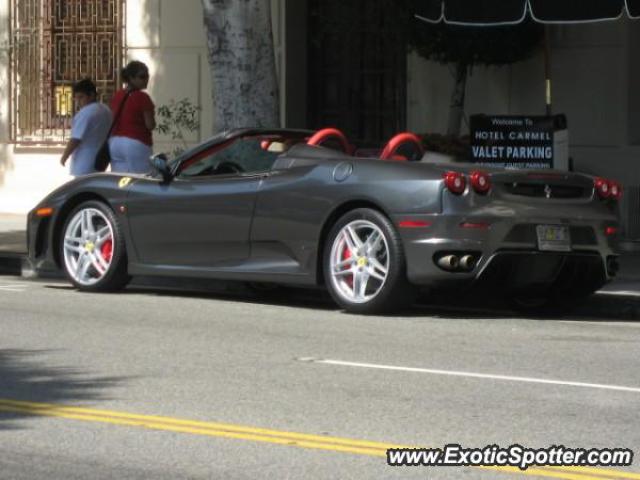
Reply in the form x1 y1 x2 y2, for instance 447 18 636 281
307 128 351 154
380 132 424 161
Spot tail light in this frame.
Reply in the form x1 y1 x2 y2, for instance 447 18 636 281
594 178 623 201
610 181 623 200
594 178 611 199
470 171 491 194
444 171 466 195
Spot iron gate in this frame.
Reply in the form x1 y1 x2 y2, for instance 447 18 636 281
307 0 407 146
10 0 125 144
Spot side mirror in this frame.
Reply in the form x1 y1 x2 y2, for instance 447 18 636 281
150 153 172 183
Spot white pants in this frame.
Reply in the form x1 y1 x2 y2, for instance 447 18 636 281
109 136 153 174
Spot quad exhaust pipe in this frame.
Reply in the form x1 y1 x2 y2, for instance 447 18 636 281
435 253 479 272
437 255 459 270
459 255 476 270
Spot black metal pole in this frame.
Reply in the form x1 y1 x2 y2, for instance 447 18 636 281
544 26 552 116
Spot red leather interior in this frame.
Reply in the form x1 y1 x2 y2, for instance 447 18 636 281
380 132 424 161
307 128 351 154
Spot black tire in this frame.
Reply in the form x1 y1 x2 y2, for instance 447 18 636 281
323 208 416 314
507 257 607 317
60 200 130 292
508 291 581 317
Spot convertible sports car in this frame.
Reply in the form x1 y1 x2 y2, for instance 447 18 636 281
28 127 621 314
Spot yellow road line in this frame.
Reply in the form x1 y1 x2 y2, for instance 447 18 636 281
0 399 396 451
0 399 636 480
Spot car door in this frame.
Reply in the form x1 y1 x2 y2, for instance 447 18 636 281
125 137 274 269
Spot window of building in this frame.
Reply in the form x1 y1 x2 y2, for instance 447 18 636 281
10 0 124 145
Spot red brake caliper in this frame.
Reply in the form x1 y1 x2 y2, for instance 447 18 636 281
342 244 353 289
101 239 113 263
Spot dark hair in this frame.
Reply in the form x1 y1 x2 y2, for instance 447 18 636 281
72 78 97 96
121 60 149 83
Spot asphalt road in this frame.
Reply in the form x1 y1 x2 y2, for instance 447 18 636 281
1 274 640 479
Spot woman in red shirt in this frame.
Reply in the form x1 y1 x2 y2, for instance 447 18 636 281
109 61 156 173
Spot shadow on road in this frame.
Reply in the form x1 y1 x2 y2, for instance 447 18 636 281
409 290 640 322
126 284 340 312
0 349 125 430
40 271 640 321
70 276 640 321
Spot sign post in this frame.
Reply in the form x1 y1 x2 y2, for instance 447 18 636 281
470 115 568 170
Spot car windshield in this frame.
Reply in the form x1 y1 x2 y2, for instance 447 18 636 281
177 135 305 178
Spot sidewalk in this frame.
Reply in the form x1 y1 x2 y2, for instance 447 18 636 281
0 213 27 255
0 213 27 276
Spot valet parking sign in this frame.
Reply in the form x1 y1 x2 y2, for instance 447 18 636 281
470 115 556 169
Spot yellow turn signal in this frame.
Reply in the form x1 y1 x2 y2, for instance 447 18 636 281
35 207 54 217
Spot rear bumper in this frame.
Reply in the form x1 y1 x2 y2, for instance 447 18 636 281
396 214 618 292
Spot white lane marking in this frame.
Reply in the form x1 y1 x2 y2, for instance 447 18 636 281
299 358 640 394
0 283 29 292
559 320 640 328
598 290 640 297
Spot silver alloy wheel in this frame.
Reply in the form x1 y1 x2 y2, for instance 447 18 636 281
63 208 114 286
329 219 390 304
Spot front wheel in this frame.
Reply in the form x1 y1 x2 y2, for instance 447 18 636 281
60 200 130 291
323 208 415 314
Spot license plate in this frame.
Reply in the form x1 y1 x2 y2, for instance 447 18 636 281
536 225 571 252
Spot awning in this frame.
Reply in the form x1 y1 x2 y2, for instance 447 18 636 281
416 0 640 26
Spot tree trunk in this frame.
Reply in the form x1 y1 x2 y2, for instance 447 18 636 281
447 62 468 137
201 0 280 132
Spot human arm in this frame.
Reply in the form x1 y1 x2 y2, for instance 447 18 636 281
60 138 81 167
134 91 156 131
143 108 156 131
62 106 91 167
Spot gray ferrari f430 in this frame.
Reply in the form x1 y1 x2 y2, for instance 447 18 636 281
28 128 621 314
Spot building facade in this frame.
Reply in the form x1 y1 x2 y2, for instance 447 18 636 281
1 0 639 240
0 0 280 213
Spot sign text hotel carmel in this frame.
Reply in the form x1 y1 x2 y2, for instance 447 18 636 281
470 115 555 169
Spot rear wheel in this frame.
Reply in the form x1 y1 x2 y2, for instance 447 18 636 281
61 200 130 291
508 290 583 316
324 208 415 314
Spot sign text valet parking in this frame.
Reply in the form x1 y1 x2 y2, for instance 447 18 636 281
470 115 562 169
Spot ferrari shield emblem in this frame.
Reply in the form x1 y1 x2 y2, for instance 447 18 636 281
119 177 132 189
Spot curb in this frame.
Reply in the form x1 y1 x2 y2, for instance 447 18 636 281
0 252 61 279
0 253 30 277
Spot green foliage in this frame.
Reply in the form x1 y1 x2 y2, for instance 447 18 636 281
421 133 470 158
402 2 544 136
407 14 544 68
156 98 201 157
